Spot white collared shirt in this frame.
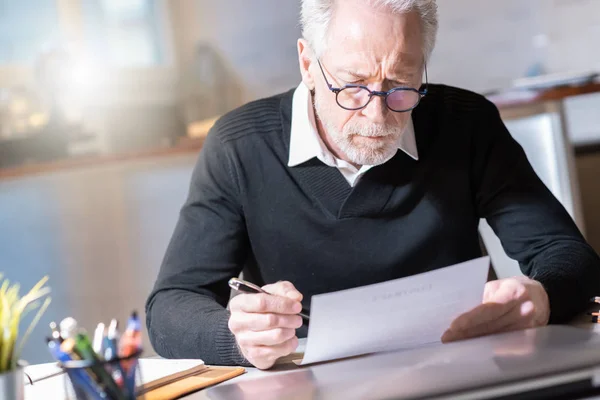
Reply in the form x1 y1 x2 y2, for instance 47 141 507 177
287 83 419 187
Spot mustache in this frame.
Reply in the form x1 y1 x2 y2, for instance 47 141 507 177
344 123 404 138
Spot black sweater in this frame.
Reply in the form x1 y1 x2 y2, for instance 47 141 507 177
145 84 600 366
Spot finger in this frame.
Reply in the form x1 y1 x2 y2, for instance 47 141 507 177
484 279 527 305
229 293 302 315
443 300 536 342
263 281 303 302
442 319 523 343
482 280 502 303
243 336 299 370
237 328 297 347
449 301 516 333
229 312 303 333
450 280 525 332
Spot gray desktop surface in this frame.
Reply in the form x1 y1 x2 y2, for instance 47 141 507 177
206 325 600 400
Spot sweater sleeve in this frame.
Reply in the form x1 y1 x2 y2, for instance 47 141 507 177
472 99 600 324
145 123 250 366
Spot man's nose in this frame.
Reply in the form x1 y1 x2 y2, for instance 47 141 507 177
360 94 388 124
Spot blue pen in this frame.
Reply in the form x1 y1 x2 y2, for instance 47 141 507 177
121 312 142 397
105 318 126 388
105 319 120 360
46 338 108 400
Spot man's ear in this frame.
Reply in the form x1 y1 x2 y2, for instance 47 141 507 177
297 39 316 91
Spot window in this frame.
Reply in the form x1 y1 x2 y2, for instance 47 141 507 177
0 0 168 67
0 0 62 64
80 0 168 67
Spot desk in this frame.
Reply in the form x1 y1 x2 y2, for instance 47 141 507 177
24 322 600 400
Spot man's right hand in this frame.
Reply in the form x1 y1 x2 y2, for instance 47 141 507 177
228 281 304 370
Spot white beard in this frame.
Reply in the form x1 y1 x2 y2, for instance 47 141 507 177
314 95 405 166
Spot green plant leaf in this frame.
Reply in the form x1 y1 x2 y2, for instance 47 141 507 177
0 291 13 372
15 288 51 314
21 301 40 319
6 284 20 306
13 296 51 369
0 276 50 373
21 277 49 302
0 279 9 298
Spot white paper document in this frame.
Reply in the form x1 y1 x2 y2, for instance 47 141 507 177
301 256 490 365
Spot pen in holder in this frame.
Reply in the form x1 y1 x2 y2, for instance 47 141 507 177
59 349 144 400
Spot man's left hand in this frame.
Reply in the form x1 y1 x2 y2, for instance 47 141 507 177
441 276 550 343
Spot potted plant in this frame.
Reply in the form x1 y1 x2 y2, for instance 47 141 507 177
0 275 51 400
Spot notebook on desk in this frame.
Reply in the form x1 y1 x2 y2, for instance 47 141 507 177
24 359 245 400
136 359 245 400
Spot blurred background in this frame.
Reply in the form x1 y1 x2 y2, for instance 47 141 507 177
0 0 599 365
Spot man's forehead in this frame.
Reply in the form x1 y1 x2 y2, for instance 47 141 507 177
324 50 422 72
325 3 423 67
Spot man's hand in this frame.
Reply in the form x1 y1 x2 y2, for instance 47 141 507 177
441 276 550 343
228 281 304 370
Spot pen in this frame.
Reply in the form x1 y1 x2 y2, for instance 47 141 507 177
60 317 79 340
119 312 142 364
78 333 126 399
62 336 126 400
47 338 107 400
228 278 310 321
119 311 143 396
106 319 120 360
93 323 105 354
105 319 126 387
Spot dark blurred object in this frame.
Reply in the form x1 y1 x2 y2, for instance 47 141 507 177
101 101 184 155
0 130 69 169
0 84 67 168
0 48 93 168
0 86 48 139
179 43 244 129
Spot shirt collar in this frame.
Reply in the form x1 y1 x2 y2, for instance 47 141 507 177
287 83 419 168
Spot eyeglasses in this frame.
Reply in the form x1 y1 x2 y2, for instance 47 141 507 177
317 59 428 113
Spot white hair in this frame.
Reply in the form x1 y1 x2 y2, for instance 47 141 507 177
300 0 438 60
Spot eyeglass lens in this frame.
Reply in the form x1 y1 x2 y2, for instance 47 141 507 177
336 87 420 111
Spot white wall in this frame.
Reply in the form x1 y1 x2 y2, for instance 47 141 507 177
431 0 600 93
176 0 600 96
187 0 302 102
174 0 600 143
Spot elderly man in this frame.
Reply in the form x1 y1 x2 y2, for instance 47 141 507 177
146 0 600 370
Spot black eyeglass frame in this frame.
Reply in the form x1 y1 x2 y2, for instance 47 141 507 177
316 59 429 112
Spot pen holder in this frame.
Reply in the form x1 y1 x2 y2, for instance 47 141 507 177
59 351 144 400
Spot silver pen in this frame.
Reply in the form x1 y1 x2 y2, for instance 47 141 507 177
228 278 310 321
